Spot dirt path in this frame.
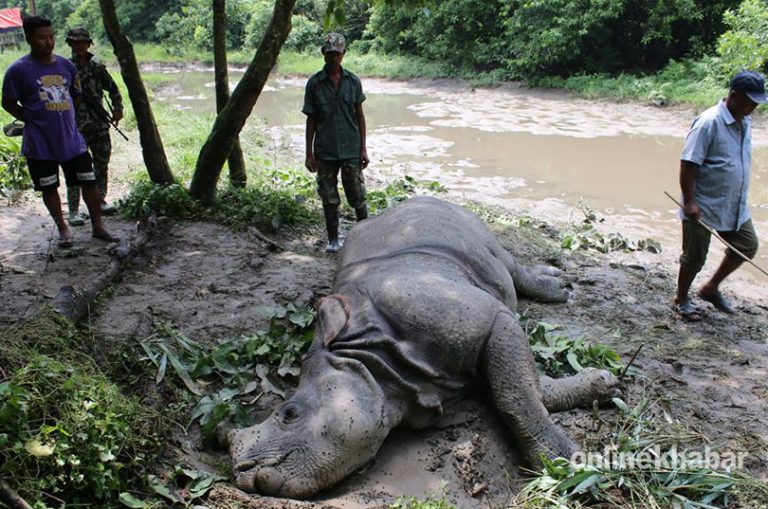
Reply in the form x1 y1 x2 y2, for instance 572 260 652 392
1 85 767 508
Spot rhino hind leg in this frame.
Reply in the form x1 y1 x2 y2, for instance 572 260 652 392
540 369 620 413
496 250 568 303
483 311 578 466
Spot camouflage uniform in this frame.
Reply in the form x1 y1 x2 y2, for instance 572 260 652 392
67 50 123 214
303 33 368 249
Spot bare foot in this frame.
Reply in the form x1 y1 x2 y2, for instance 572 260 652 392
92 227 119 243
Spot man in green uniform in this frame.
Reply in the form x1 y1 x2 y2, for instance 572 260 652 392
303 32 369 253
65 27 123 226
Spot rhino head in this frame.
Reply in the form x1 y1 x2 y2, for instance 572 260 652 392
229 295 400 498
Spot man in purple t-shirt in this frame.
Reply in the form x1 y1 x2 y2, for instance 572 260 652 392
2 15 116 247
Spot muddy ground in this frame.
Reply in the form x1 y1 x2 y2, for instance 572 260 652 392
1 82 768 509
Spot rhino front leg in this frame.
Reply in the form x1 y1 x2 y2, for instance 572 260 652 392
540 369 620 413
483 311 577 467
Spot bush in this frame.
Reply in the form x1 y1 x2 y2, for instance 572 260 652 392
244 0 276 50
717 0 768 76
284 14 321 53
0 135 30 201
0 311 162 508
155 0 255 52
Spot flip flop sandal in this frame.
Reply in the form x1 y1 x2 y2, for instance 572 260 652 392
698 291 736 314
57 237 73 248
673 301 703 322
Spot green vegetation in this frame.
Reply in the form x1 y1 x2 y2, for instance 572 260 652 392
524 321 628 378
0 309 163 509
0 134 29 202
138 304 315 441
513 395 768 508
561 204 662 255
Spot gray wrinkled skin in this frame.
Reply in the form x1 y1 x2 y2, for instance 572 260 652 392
229 197 618 499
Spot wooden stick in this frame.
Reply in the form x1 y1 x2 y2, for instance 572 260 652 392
0 479 33 509
665 191 768 278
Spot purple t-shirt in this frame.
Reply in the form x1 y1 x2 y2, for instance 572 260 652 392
2 54 87 161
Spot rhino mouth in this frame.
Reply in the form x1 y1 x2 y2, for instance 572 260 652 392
234 451 288 472
234 449 297 494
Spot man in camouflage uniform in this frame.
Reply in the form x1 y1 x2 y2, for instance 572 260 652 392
303 32 369 253
65 27 123 226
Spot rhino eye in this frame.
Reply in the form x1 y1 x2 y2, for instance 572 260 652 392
279 403 301 424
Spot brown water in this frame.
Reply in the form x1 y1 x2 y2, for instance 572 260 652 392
156 69 768 279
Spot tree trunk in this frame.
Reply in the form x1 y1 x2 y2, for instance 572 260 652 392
190 0 296 203
97 0 175 185
213 0 247 188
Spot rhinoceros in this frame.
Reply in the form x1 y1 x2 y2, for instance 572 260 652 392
229 196 618 499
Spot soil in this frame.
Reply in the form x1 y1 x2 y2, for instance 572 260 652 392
1 82 767 509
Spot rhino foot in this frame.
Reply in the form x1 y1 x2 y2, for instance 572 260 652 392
540 369 620 413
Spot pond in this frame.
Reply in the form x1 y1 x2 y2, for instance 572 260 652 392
155 68 768 278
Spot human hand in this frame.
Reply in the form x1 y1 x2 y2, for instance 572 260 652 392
113 110 123 123
305 154 318 173
360 149 369 169
682 200 700 221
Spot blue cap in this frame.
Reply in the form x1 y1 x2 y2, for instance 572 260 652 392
730 70 768 104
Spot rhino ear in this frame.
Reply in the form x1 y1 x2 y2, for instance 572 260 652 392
316 294 351 346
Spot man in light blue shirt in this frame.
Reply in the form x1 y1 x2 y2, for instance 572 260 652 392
674 71 764 320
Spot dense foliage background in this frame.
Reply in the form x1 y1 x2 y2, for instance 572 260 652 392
3 0 768 84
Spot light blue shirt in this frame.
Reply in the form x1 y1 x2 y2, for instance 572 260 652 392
680 100 752 231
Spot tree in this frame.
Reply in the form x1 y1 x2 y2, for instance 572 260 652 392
97 0 175 185
213 0 247 187
190 0 296 203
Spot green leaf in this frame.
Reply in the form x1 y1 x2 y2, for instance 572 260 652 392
156 352 167 384
158 344 204 395
118 492 147 508
556 470 596 492
566 351 584 372
24 439 55 457
612 397 630 413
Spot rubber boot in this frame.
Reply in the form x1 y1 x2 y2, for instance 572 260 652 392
67 186 84 226
324 206 342 253
355 204 368 221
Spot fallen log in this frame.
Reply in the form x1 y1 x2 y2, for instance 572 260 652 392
51 214 157 322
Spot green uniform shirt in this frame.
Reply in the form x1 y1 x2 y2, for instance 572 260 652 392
302 66 365 161
71 52 123 134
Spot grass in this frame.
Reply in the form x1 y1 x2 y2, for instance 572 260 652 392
0 308 164 508
537 57 729 109
511 393 768 509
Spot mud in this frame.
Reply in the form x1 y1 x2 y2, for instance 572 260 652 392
1 81 768 508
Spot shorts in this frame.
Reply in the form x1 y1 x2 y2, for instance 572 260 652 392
679 218 759 273
316 158 367 209
27 152 96 191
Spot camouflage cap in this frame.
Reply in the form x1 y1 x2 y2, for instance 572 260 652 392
66 27 92 43
321 32 345 53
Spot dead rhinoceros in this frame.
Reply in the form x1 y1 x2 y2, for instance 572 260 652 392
229 196 617 498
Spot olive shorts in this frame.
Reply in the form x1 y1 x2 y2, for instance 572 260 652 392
679 218 759 273
316 158 367 209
